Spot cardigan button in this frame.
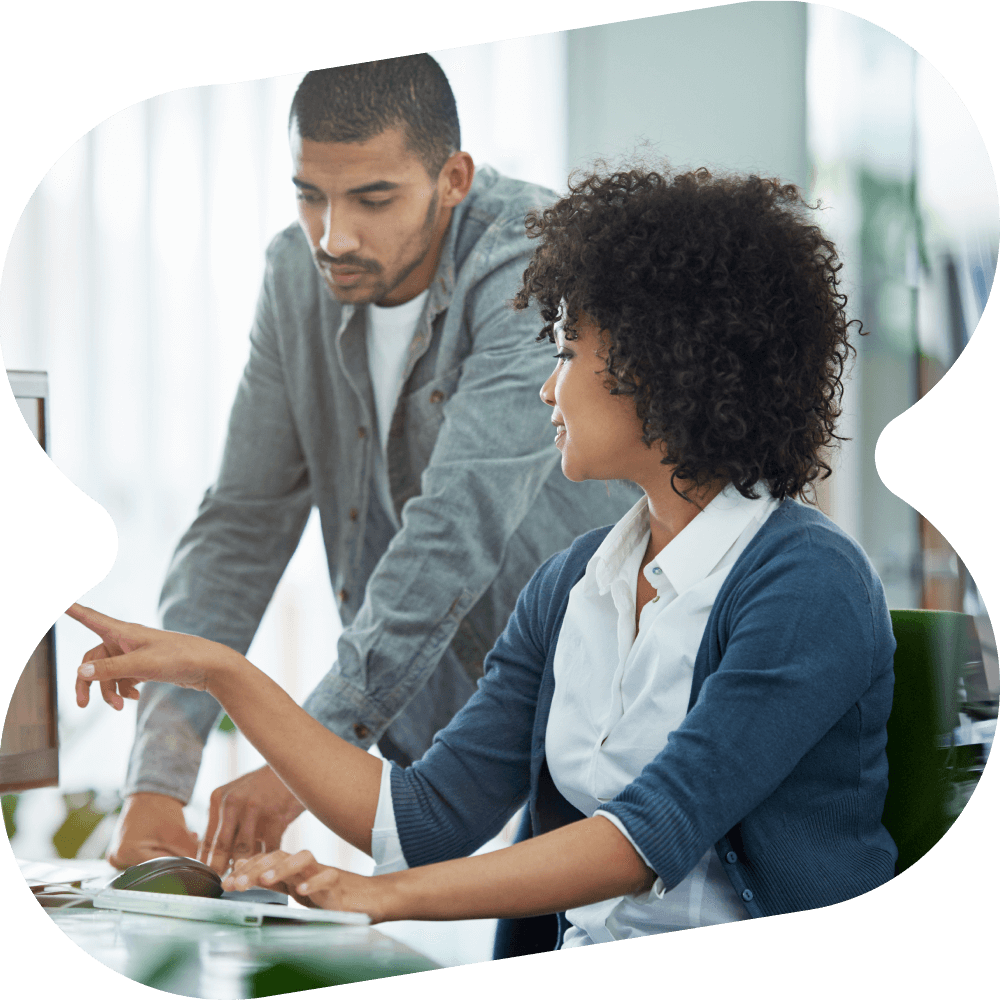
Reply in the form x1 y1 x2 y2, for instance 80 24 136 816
726 851 738 864
429 389 446 404
353 723 371 740
742 889 754 902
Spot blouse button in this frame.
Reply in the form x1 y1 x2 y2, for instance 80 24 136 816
349 508 358 521
651 566 662 575
338 589 350 603
357 426 367 438
429 389 445 403
353 723 370 740
650 596 660 603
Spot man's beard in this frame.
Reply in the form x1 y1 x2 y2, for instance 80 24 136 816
317 190 441 306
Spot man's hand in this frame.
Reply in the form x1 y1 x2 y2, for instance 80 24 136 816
198 765 305 874
107 793 199 870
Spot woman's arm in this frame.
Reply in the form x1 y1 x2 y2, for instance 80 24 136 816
204 650 383 854
225 814 655 923
68 604 382 854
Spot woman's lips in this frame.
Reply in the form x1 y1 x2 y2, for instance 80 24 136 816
554 425 566 447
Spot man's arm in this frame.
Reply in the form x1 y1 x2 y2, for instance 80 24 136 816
112 242 316 866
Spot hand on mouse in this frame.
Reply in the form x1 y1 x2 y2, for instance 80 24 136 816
223 850 389 921
67 603 246 709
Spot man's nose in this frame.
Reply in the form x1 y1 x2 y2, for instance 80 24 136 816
321 207 361 257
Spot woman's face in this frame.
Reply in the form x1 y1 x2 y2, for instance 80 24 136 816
539 315 651 483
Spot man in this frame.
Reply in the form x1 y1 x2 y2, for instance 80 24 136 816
107 56 635 901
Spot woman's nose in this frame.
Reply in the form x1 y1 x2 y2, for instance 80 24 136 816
539 368 557 407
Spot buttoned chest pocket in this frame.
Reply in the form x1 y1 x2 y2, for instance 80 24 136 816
394 365 463 471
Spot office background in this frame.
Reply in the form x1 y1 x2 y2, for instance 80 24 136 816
2 2 997 969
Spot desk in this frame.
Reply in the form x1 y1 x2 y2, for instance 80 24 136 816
35 862 438 998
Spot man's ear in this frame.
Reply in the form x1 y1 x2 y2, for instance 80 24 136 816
438 151 475 209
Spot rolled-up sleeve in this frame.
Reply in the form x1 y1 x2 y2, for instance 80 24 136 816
371 758 408 875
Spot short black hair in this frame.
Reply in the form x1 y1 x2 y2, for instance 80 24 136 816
514 166 863 502
290 55 461 176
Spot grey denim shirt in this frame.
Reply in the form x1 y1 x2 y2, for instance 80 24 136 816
125 166 639 802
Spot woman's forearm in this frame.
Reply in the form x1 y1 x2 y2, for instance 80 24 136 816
377 814 656 923
209 656 382 854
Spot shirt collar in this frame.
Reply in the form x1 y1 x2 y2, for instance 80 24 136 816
650 483 773 595
589 494 651 595
587 485 776 598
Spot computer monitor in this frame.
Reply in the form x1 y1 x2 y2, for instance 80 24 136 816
1 370 59 793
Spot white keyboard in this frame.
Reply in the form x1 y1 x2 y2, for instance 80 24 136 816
93 887 370 927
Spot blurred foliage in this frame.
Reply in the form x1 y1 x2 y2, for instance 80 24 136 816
248 954 434 995
2 793 17 839
128 944 434 995
131 942 200 994
51 790 122 858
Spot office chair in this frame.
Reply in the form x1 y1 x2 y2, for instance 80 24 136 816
882 609 987 874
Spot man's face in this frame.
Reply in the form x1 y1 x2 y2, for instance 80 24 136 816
290 122 450 307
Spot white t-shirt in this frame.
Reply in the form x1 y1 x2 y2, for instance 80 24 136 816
366 290 430 452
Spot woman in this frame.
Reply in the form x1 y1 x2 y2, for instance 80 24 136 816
70 166 897 946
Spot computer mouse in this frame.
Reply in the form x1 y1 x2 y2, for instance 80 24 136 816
109 856 224 898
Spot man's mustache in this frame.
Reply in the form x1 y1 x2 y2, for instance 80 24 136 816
314 250 382 274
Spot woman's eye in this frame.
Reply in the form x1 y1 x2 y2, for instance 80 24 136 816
553 350 573 361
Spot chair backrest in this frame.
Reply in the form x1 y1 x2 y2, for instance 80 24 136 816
883 609 981 873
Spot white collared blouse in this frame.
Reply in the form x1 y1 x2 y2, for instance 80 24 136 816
372 483 780 946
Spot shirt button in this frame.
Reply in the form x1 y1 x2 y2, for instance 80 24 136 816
650 596 660 603
651 566 662 575
338 589 350 603
353 723 370 740
348 508 358 521
742 889 754 902
726 851 738 864
429 389 445 404
357 426 367 438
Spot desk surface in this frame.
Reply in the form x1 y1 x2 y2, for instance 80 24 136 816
35 861 437 998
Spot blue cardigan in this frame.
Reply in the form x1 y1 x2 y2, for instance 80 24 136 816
389 499 898 935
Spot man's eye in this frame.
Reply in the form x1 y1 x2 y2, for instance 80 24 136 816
296 192 322 204
360 199 392 209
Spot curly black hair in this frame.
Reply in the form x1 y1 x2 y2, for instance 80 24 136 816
513 166 863 502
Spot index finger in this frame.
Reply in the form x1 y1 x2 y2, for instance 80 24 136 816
66 603 118 630
65 604 142 653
